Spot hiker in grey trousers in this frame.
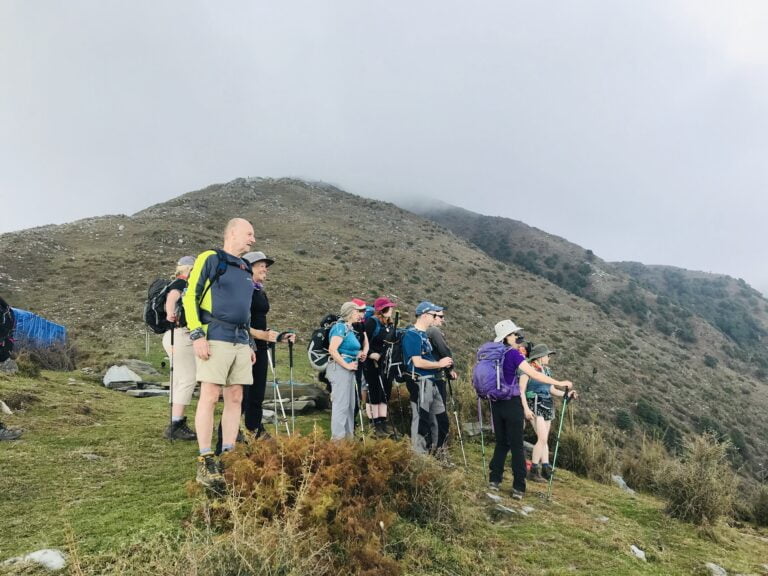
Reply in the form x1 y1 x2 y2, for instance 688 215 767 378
328 301 368 440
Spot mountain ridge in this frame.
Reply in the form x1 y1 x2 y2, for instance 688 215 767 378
1 177 766 479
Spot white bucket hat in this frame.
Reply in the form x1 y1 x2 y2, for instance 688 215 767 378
493 319 523 343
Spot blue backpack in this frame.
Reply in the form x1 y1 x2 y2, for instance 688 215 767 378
472 342 518 400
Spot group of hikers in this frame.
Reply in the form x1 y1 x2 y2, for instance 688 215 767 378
157 217 577 499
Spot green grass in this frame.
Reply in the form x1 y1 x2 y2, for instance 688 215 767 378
2 370 768 575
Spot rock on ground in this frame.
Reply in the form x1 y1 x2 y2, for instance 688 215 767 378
4 549 67 571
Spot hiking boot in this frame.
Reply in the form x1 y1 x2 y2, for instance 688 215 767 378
373 421 390 439
256 427 272 441
196 454 224 489
488 481 501 491
511 489 524 501
541 464 553 480
528 464 546 483
164 417 197 441
0 424 22 441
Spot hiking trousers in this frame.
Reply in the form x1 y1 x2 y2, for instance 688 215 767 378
430 379 449 447
406 378 448 454
488 398 527 493
243 346 269 432
328 362 357 440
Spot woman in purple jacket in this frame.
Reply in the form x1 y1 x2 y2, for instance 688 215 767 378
488 319 573 500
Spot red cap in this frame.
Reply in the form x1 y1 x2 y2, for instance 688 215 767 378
351 298 367 309
374 297 396 312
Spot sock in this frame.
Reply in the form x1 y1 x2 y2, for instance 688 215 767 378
199 448 213 457
172 416 183 423
222 443 234 452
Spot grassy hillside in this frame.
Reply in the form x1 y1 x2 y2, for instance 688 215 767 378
1 370 767 575
1 177 767 478
413 203 768 475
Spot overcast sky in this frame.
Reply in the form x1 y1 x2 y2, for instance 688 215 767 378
2 1 767 294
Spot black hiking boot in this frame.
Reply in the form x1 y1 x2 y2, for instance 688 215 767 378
196 454 224 491
541 463 553 480
0 423 22 441
373 420 390 439
164 417 197 441
528 464 546 483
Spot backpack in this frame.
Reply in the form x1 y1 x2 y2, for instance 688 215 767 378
472 342 518 400
0 297 15 362
143 249 250 335
386 326 411 383
143 279 175 335
307 313 341 371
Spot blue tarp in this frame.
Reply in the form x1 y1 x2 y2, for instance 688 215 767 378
11 308 67 346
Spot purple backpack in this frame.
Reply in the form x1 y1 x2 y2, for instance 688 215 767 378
472 342 518 400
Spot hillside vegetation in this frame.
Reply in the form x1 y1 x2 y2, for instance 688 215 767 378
1 177 767 478
413 203 768 475
1 370 767 575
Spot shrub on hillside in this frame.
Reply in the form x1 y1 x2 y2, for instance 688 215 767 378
659 433 735 525
557 424 616 483
753 485 768 527
187 428 463 575
13 338 77 372
621 435 669 494
615 410 634 431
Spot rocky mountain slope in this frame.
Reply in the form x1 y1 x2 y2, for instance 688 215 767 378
1 177 766 477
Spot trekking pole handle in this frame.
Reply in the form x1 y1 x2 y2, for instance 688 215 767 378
288 338 294 364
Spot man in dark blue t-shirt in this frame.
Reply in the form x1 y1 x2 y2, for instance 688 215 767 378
402 301 453 456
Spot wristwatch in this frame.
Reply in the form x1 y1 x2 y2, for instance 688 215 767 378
189 328 206 341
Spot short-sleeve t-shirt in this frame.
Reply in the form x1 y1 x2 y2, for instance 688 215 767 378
402 327 437 378
329 321 362 363
502 347 526 397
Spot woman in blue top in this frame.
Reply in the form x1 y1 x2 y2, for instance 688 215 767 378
328 301 369 440
519 344 573 483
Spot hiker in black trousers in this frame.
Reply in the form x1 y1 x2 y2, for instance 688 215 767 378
488 319 573 500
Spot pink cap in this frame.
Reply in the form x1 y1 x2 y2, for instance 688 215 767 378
374 297 397 312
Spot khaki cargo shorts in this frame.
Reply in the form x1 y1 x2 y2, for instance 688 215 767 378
195 340 253 386
162 328 197 404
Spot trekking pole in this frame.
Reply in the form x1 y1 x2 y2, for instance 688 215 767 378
288 337 296 434
547 393 570 501
478 397 487 482
387 311 406 434
168 326 174 443
355 375 366 445
447 377 468 468
267 346 291 436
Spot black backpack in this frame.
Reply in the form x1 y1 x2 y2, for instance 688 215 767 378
0 297 15 362
143 279 176 335
386 326 411 383
307 313 340 371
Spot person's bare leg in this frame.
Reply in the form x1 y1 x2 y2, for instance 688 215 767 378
195 382 221 452
221 385 244 446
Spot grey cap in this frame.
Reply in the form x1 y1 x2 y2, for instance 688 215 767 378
177 256 195 267
243 251 275 267
339 301 364 319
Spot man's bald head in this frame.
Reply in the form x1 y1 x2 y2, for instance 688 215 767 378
222 218 255 257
